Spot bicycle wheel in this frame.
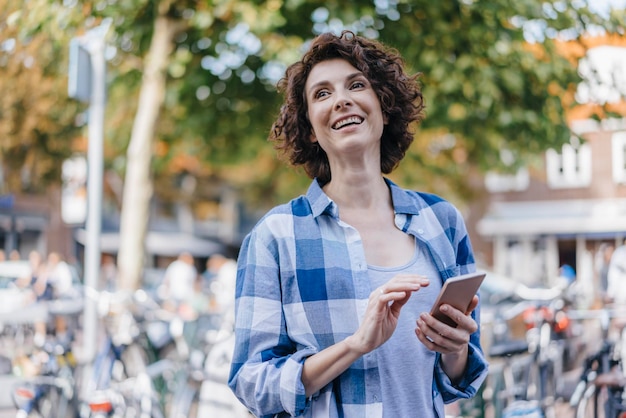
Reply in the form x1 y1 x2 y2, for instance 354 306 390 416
525 357 542 401
167 382 200 418
527 357 558 417
456 384 487 418
490 369 509 418
121 343 150 377
36 384 68 418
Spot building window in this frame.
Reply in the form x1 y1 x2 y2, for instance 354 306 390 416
546 142 591 189
612 131 626 184
484 168 530 193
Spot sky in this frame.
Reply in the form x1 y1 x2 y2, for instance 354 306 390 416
588 0 626 18
577 46 626 104
577 0 626 104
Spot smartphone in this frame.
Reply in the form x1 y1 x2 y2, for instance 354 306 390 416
429 271 486 328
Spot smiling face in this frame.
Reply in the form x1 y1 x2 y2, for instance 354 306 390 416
304 58 386 167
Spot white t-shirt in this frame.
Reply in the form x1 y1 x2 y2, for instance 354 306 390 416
212 259 237 316
608 245 626 304
368 241 442 418
48 261 74 297
164 260 197 302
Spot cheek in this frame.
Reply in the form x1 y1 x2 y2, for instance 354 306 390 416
308 107 327 132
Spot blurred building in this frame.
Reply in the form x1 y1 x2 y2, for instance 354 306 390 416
0 192 61 260
475 35 626 305
0 172 249 278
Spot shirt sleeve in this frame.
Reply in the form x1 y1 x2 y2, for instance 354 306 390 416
434 336 489 403
434 201 489 402
227 223 315 417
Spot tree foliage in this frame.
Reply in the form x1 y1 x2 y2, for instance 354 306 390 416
1 0 624 218
104 0 626 204
0 0 623 290
0 0 84 193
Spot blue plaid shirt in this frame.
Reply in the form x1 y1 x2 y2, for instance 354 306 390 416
228 179 488 418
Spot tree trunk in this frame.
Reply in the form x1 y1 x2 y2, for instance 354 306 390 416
117 11 180 291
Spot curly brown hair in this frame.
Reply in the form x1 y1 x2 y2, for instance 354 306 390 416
269 30 425 184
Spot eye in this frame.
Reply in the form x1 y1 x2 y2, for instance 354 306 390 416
350 80 366 89
314 88 330 99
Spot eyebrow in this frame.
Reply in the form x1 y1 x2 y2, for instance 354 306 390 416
307 71 365 95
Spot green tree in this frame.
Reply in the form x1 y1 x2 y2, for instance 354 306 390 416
1 0 623 290
0 0 83 193
110 0 626 290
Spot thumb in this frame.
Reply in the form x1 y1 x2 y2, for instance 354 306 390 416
390 291 412 316
465 295 479 315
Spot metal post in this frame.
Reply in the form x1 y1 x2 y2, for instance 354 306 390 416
83 33 105 364
69 19 111 364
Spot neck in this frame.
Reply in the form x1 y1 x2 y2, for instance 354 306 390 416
323 173 390 210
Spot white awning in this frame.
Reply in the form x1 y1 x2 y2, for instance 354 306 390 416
477 198 626 237
74 229 225 257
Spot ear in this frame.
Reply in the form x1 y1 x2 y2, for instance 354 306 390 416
310 130 317 143
383 112 389 125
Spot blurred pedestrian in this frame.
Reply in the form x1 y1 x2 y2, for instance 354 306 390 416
160 252 198 311
27 250 51 347
204 253 237 317
26 250 51 300
43 252 78 345
228 30 488 418
99 253 118 291
200 256 217 289
45 251 75 299
180 273 211 319
607 239 626 305
597 243 614 304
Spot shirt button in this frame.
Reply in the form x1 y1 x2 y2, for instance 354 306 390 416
417 228 425 234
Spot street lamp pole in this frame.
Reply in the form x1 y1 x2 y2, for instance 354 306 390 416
68 19 111 364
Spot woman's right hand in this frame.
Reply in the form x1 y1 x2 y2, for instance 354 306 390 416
303 274 430 396
345 274 429 354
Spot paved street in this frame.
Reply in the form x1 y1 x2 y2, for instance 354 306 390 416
0 374 18 418
0 408 15 418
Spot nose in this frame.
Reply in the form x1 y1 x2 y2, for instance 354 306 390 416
333 91 352 110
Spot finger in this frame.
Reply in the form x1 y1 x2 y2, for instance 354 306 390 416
415 327 437 350
378 280 428 299
432 305 478 337
436 301 476 329
415 322 453 350
419 317 471 354
389 274 430 288
419 311 468 346
377 287 412 311
376 277 427 300
389 289 412 315
465 295 479 315
419 312 449 336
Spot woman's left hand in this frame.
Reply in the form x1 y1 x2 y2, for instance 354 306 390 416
414 295 478 355
415 295 478 381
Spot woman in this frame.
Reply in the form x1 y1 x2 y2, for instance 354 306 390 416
228 30 488 418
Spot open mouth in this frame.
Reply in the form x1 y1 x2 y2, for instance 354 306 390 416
332 116 363 130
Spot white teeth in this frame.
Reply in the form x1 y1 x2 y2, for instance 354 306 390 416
333 116 363 129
